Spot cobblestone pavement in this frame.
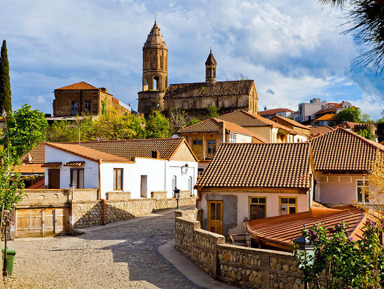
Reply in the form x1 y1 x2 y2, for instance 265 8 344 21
4 208 200 289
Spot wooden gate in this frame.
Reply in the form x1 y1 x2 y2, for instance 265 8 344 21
15 207 69 238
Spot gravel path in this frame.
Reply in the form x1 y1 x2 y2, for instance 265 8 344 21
4 208 200 289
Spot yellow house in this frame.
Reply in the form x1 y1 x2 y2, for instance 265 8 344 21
217 110 298 143
271 115 310 142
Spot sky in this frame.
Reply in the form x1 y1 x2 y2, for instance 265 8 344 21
1 0 384 119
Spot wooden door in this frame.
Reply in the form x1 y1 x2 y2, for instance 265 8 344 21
208 201 223 234
48 169 60 189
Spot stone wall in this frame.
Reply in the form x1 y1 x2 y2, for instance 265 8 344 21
151 191 167 199
106 191 131 201
175 211 312 289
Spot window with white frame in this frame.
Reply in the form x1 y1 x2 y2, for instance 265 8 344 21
229 134 236 143
357 180 369 203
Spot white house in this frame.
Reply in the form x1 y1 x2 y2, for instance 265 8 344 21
195 142 314 239
43 138 198 199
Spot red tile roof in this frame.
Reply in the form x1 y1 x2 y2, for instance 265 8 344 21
26 178 46 189
333 121 360 129
309 126 334 139
196 143 312 189
21 144 45 164
309 128 384 172
42 162 63 167
55 81 98 91
178 118 266 143
259 108 294 116
271 115 310 130
16 164 45 174
245 206 367 251
218 110 296 134
64 161 85 167
313 114 335 121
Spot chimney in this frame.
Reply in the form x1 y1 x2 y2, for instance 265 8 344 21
100 87 108 93
217 121 226 148
152 150 160 159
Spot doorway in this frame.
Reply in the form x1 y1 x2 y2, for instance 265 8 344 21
141 175 148 198
208 200 223 234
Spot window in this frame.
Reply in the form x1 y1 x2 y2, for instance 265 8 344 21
249 197 266 220
71 101 79 116
229 134 236 143
113 168 123 191
357 180 369 203
70 169 84 189
193 140 203 145
84 100 91 113
280 197 297 216
198 168 204 176
207 140 216 155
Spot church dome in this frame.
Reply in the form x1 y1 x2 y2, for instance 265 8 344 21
144 22 167 49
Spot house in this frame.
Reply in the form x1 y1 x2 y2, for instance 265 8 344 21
270 115 310 141
43 138 198 199
311 114 335 127
177 118 266 173
259 108 294 119
19 143 45 176
309 126 334 139
309 128 384 206
50 81 131 120
195 142 314 238
334 121 377 138
315 101 352 118
245 205 368 251
217 110 298 143
137 22 258 117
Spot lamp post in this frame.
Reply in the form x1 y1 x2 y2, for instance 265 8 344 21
174 187 180 210
181 163 189 174
293 226 314 289
70 181 76 201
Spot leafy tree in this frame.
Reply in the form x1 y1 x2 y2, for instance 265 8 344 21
94 109 145 140
357 126 375 140
376 118 384 142
207 105 220 118
320 0 384 73
145 110 171 138
46 120 81 142
0 40 12 113
333 107 362 124
168 108 188 134
186 118 200 127
4 104 48 158
0 149 24 210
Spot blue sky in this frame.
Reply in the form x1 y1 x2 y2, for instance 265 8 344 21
1 0 384 119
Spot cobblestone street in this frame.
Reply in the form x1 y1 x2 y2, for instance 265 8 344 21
4 208 200 289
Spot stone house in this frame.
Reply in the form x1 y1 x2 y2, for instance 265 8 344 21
270 115 310 142
194 142 314 238
217 110 298 143
52 81 131 117
43 138 198 199
137 22 259 117
177 118 266 173
309 128 384 206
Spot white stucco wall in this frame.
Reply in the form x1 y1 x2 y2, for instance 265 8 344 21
232 133 253 143
44 146 99 189
294 134 308 143
199 190 310 236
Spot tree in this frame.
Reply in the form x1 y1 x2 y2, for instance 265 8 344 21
207 105 220 118
0 40 12 113
145 110 171 138
357 126 375 140
4 104 48 158
186 118 200 127
320 0 384 73
333 107 362 124
168 108 188 135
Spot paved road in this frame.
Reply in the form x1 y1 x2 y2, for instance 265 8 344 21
5 208 201 289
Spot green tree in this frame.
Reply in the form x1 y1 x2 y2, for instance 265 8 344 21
46 120 80 142
4 104 48 158
320 0 384 73
186 118 200 127
376 118 384 142
333 107 362 124
145 110 171 138
0 149 24 210
207 105 220 118
0 40 12 113
357 126 375 140
168 108 188 135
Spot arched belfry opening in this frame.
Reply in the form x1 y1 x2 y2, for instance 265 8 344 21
154 76 160 90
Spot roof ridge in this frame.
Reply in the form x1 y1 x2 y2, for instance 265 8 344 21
59 137 184 144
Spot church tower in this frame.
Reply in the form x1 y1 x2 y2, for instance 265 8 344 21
205 49 216 85
138 22 168 115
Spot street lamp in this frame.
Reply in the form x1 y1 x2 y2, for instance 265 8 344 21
293 225 314 289
70 181 76 200
174 187 180 210
181 163 189 174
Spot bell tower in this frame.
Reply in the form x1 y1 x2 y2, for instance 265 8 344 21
138 22 168 115
205 49 216 85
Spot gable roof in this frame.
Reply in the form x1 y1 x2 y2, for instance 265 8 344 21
333 121 361 129
245 206 367 251
21 143 45 164
218 110 295 134
177 118 266 143
45 143 132 163
164 80 255 99
259 108 294 116
309 126 334 139
271 115 310 130
309 128 384 172
196 143 311 189
55 81 98 91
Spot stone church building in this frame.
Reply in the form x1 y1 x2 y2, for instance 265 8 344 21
138 22 258 117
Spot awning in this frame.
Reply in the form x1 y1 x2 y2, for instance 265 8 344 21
42 162 62 167
64 161 85 167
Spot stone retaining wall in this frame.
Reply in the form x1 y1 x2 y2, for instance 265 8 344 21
175 211 311 289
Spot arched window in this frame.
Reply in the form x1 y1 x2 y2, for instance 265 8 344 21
154 76 160 90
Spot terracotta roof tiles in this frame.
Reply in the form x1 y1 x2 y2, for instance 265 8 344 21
196 143 311 189
55 81 98 91
271 115 310 130
21 144 45 164
259 108 294 116
314 114 335 121
309 126 334 139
